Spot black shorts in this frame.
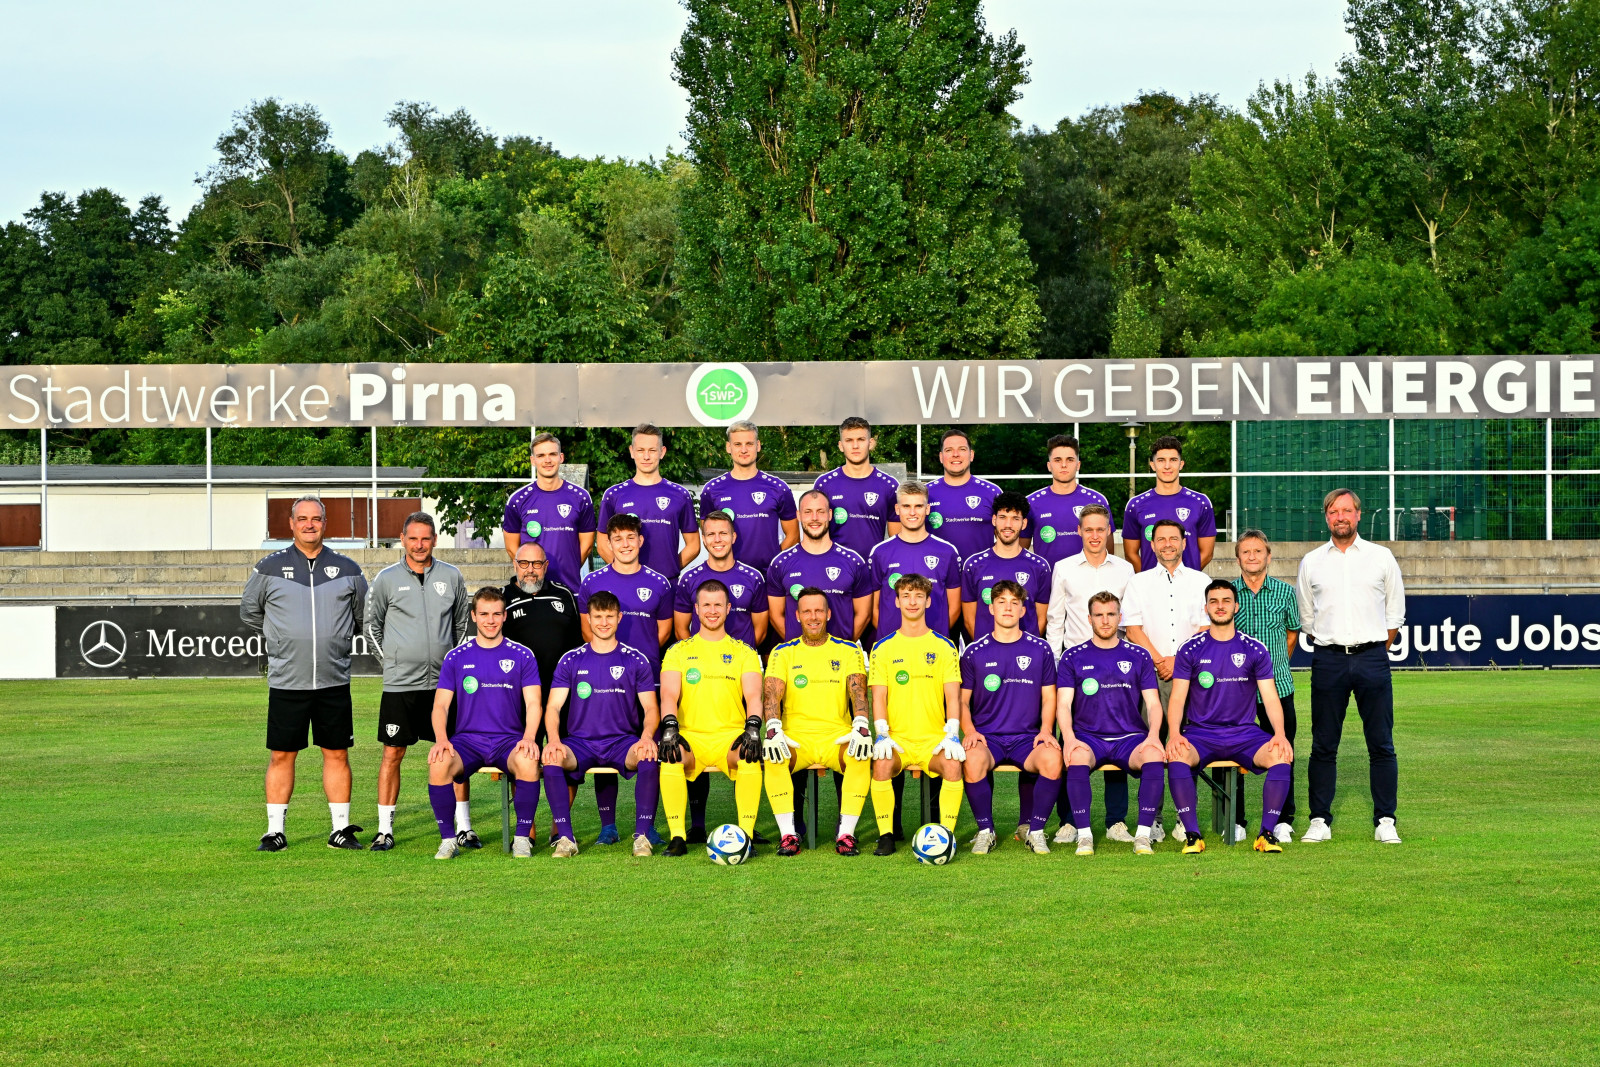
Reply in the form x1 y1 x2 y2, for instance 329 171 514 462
267 685 354 752
377 690 454 748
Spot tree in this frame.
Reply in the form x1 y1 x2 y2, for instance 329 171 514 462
674 0 1040 362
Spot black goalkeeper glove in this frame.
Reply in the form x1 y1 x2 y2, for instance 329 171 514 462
658 714 684 764
738 715 763 763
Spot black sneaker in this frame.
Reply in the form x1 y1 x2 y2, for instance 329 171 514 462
686 826 708 845
751 830 771 845
777 834 801 857
456 829 484 850
328 825 364 850
873 834 897 856
835 834 860 856
257 832 287 852
665 836 688 857
368 832 395 852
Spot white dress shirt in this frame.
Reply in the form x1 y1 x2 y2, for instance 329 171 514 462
1046 551 1135 655
1296 535 1406 646
1120 562 1211 658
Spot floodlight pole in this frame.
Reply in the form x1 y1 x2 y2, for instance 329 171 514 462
1122 421 1142 499
1230 420 1238 542
370 426 378 548
206 427 213 550
39 427 47 552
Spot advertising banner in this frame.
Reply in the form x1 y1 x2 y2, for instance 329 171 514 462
1291 594 1600 669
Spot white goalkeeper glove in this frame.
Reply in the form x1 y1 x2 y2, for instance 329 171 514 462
836 715 874 761
935 718 966 763
871 718 902 760
762 718 795 763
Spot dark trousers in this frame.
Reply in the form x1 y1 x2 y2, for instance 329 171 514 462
1309 644 1397 826
1234 693 1297 825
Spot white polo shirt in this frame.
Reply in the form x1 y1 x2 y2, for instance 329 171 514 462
1120 562 1211 658
1045 550 1135 656
1296 535 1406 646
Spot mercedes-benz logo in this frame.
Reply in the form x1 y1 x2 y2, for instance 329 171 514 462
79 620 128 669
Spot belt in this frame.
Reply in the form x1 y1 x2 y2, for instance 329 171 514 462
1317 640 1384 655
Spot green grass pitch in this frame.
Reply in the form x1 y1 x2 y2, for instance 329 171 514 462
2 672 1596 1065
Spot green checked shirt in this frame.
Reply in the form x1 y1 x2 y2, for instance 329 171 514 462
1232 575 1299 697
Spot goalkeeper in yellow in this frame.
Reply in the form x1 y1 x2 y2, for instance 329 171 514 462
868 573 964 856
658 579 795 857
764 587 872 856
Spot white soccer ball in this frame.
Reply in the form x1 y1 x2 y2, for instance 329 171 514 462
706 823 752 865
912 823 955 865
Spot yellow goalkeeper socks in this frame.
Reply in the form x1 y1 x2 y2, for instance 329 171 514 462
841 758 871 818
763 760 794 815
661 761 688 841
735 758 763 834
871 777 896 837
938 778 965 832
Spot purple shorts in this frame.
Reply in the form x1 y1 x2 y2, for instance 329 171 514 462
452 732 521 780
562 734 641 782
1185 724 1272 773
1074 731 1152 775
985 733 1039 769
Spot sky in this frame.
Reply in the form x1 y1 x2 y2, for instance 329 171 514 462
0 1 1353 224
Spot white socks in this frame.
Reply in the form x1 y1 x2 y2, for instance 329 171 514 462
1135 824 1152 840
775 812 796 836
330 803 350 832
455 801 472 832
266 804 287 835
378 805 396 834
838 813 860 837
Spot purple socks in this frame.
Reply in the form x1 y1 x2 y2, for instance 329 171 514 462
541 765 572 839
1031 774 1061 833
514 777 541 839
1137 762 1166 828
633 761 661 837
1016 771 1036 828
967 775 995 831
1066 765 1092 831
1261 763 1291 835
595 774 619 830
428 783 455 840
1168 762 1201 835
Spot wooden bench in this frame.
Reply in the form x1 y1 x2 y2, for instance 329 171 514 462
479 766 619 854
1195 761 1245 846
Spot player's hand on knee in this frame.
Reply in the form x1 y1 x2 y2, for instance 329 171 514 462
1271 734 1293 762
871 719 902 760
634 737 658 762
428 740 454 764
738 715 763 763
1165 734 1192 763
530 739 556 765
962 730 985 753
1033 731 1061 753
658 715 685 763
837 716 874 762
935 736 966 763
762 718 795 763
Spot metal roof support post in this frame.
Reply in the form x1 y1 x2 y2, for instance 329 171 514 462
39 427 47 552
915 424 923 481
1230 420 1238 543
1546 417 1554 541
206 427 214 550
1387 419 1397 541
370 426 378 548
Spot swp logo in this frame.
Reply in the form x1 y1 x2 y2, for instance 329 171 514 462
686 363 760 427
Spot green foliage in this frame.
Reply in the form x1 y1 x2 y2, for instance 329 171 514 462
1496 184 1600 352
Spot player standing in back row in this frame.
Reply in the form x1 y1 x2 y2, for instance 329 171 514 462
598 423 700 584
503 433 596 594
1025 435 1110 573
814 417 901 564
1122 434 1215 573
925 429 1002 567
698 420 798 578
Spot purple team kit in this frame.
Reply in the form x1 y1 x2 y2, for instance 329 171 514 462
599 479 698 582
698 471 797 574
869 536 962 635
437 639 542 775
502 480 597 592
1173 631 1275 767
674 559 767 646
577 566 674 675
550 643 656 778
1056 639 1159 769
1024 483 1110 571
815 467 899 561
926 476 1002 562
765 543 873 642
1122 486 1216 571
960 548 1053 640
960 632 1059 835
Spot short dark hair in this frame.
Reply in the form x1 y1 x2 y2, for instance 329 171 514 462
402 511 435 536
1150 434 1183 458
606 513 643 536
631 422 663 445
939 428 971 449
894 573 934 598
991 491 1029 519
988 579 1026 604
695 578 730 603
795 586 831 609
1205 578 1237 601
471 586 506 610
1078 504 1111 526
1151 518 1185 539
1087 590 1121 610
1045 435 1080 459
586 590 621 614
839 416 872 436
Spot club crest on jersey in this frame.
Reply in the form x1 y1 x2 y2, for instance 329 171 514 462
1015 571 1030 585
557 503 572 518
499 659 514 673
656 496 670 510
731 584 745 598
1016 655 1032 670
433 581 447 596
1232 652 1246 667
386 723 399 737
965 495 980 509
830 659 840 672
1177 507 1191 521
1117 660 1132 674
826 566 841 581
751 491 766 505
610 665 625 680
863 492 880 506
721 652 733 664
1073 505 1085 518
923 555 939 569
925 652 937 665
323 566 339 578
551 601 564 613
637 588 652 603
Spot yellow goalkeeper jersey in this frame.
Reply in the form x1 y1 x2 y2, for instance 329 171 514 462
868 628 960 739
766 635 866 738
661 632 761 734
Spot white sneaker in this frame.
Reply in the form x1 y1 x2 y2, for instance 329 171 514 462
1133 833 1154 855
1374 817 1402 844
1150 822 1166 843
1013 824 1030 843
970 829 999 854
1302 817 1331 842
1075 831 1095 856
512 836 533 858
632 834 653 858
552 836 579 858
1232 823 1249 844
1273 821 1295 843
1105 824 1135 843
434 838 459 860
1053 824 1077 844
1026 830 1051 855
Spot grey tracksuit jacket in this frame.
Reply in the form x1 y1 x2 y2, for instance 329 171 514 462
241 545 369 690
363 558 471 691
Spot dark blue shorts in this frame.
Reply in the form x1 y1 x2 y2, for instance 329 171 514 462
1185 724 1273 773
452 732 521 780
562 734 641 782
985 732 1039 769
1074 731 1151 774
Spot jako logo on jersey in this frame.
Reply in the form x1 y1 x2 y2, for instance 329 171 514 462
500 659 514 673
863 492 880 506
923 555 939 569
433 581 447 595
323 566 339 578
826 566 841 581
1016 656 1032 670
636 588 652 602
1117 660 1132 674
656 497 670 510
1177 507 1191 521
610 665 625 680
1231 652 1246 667
685 362 760 426
751 491 766 505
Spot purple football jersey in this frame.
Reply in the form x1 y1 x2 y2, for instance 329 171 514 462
437 638 541 738
1173 631 1273 729
598 478 698 582
698 471 797 575
814 466 899 561
1056 639 1157 736
1024 483 1111 572
960 547 1054 640
552 642 655 739
960 633 1055 735
765 543 873 642
674 559 767 647
1122 486 1217 571
868 535 962 637
502 480 596 592
577 565 674 675
926 476 1002 563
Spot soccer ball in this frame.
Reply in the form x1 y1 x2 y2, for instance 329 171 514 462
912 823 955 865
706 823 752 865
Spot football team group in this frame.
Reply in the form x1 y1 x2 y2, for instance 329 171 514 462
242 418 1407 861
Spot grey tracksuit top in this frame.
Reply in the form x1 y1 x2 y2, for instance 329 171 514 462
241 545 369 690
363 557 471 691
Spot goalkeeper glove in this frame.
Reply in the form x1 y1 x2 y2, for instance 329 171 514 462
836 715 874 761
738 715 763 763
935 718 966 762
658 714 684 764
871 718 902 761
762 718 795 763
